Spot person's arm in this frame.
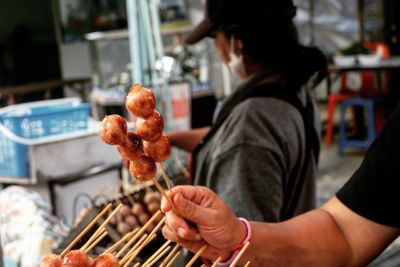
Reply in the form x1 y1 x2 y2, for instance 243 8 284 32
166 127 210 152
161 186 400 267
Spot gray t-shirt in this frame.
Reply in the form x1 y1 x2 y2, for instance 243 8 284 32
193 71 319 222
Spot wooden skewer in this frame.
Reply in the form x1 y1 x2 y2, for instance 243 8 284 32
185 244 208 267
229 242 251 267
211 256 222 267
119 234 149 265
116 229 145 258
141 240 171 266
159 162 172 192
165 251 182 267
81 203 123 251
123 234 157 267
133 263 140 267
143 216 166 243
81 226 106 252
244 260 251 267
151 177 179 215
117 211 164 259
104 229 138 254
159 244 180 267
146 246 171 267
84 230 108 253
60 203 112 257
173 154 190 178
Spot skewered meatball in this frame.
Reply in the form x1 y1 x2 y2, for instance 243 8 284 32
129 156 156 182
62 250 91 267
125 215 139 228
131 203 145 216
117 132 143 161
93 253 119 267
126 83 156 118
143 192 161 205
143 134 171 162
40 254 62 267
99 115 127 145
136 111 164 142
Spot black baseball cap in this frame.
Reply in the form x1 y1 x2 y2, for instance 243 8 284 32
186 0 297 44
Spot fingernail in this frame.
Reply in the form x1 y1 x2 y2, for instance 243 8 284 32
194 233 201 241
177 227 186 238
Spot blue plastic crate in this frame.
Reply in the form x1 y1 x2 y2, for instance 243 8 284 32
0 98 90 178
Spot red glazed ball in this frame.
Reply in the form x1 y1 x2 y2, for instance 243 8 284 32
126 83 156 118
62 250 91 267
129 155 156 182
99 114 127 145
143 134 171 162
40 254 62 267
117 132 143 161
93 253 119 267
136 110 164 142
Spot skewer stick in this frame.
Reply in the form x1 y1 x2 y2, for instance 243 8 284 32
144 217 166 243
244 261 251 267
229 242 251 267
81 203 123 251
159 244 180 267
185 244 208 267
84 230 108 253
146 246 171 267
151 177 179 215
173 154 190 178
133 263 140 267
60 203 112 257
104 229 138 254
123 234 157 267
116 229 145 258
159 162 172 192
165 251 182 267
117 211 164 258
142 240 171 266
119 234 149 265
211 257 222 267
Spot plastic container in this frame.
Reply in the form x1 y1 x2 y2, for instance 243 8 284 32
0 98 90 178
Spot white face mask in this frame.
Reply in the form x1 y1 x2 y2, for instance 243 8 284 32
227 36 246 78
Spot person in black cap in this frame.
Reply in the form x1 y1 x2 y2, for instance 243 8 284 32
167 0 327 224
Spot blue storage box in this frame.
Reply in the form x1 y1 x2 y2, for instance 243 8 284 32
0 98 90 178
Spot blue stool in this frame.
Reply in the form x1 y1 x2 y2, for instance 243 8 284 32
338 97 384 156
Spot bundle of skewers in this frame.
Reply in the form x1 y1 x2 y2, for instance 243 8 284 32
40 204 250 267
39 83 251 266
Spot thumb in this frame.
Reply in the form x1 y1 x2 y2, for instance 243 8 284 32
173 192 210 225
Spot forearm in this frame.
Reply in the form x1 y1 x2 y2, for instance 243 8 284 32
166 127 210 152
238 209 353 267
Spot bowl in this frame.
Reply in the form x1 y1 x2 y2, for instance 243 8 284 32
358 53 381 66
333 55 356 67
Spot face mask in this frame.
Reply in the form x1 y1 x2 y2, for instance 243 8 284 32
227 36 246 78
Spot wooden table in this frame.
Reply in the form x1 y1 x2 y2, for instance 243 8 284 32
0 78 91 105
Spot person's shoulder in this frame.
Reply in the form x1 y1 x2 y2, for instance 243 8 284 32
232 96 303 129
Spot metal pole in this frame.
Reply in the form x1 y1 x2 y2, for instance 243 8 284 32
126 0 142 83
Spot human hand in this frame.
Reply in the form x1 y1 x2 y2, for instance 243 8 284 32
161 186 246 260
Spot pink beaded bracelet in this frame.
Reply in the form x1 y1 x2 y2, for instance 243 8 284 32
218 217 252 266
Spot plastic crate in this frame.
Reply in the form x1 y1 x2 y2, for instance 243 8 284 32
0 98 91 178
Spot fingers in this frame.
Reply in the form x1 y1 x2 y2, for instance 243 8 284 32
162 225 228 261
164 210 201 241
172 192 212 224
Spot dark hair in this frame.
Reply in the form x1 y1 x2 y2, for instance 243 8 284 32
219 20 327 88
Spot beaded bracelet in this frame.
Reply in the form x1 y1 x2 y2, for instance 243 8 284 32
218 217 252 266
